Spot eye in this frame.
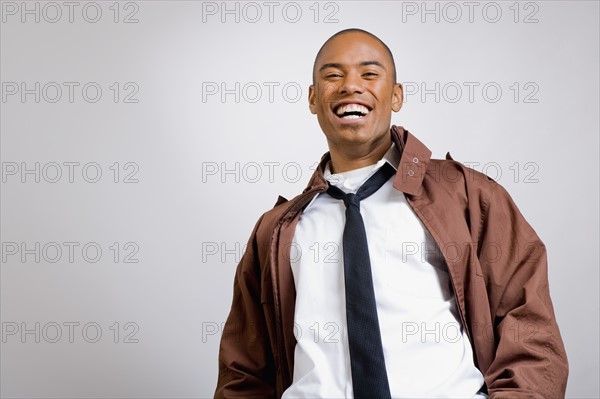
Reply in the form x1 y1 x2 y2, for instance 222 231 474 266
363 71 379 78
325 73 342 79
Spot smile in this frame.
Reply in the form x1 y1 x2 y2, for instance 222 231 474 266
333 103 371 120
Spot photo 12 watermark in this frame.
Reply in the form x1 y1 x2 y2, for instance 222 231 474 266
200 1 340 24
402 81 540 104
1 1 140 24
1 82 140 104
399 1 540 24
2 321 140 343
2 162 140 184
2 241 140 264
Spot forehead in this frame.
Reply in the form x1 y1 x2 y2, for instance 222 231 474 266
316 32 391 68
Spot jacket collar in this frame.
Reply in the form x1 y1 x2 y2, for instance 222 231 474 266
303 125 432 196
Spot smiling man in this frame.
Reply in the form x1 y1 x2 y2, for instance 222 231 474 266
214 29 568 398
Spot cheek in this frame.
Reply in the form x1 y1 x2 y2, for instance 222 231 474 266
315 82 339 103
375 92 395 110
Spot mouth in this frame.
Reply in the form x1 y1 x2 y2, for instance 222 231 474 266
332 102 372 120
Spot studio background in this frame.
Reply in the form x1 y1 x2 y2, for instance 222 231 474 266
1 1 598 398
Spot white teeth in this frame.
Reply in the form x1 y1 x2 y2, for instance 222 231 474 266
335 103 370 116
341 114 362 119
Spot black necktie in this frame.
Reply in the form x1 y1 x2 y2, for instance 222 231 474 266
326 162 395 399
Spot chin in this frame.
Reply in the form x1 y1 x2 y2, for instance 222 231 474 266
332 129 377 145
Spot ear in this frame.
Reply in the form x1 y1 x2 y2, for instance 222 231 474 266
391 83 403 112
308 84 317 114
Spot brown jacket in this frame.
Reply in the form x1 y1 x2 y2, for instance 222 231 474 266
215 126 568 398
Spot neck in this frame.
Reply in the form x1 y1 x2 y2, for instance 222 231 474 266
328 135 392 174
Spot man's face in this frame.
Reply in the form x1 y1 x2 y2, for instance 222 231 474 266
309 32 403 151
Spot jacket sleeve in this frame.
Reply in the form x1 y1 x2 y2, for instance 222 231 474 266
478 182 568 398
214 215 277 399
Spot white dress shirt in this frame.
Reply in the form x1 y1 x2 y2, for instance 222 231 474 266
282 143 487 398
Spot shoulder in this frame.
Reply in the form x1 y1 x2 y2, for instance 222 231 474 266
427 153 502 196
423 154 519 221
251 190 316 242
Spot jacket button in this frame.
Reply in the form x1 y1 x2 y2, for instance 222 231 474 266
412 157 419 163
408 169 415 176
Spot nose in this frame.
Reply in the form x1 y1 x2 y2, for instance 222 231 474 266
338 71 363 94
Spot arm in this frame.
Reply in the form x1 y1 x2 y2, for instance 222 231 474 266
478 183 568 398
214 215 277 399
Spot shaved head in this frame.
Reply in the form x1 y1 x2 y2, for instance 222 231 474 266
312 28 397 84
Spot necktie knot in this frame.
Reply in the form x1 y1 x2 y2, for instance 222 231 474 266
326 162 395 207
345 193 361 209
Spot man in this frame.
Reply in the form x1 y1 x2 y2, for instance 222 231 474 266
214 29 568 398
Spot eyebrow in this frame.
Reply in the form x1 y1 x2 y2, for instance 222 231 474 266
319 60 386 72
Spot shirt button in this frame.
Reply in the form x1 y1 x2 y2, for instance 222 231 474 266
408 169 415 176
412 157 419 163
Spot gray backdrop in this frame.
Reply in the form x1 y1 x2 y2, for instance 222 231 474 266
1 1 598 398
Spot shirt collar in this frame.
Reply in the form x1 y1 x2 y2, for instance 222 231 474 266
304 142 400 210
298 125 432 206
323 141 400 179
